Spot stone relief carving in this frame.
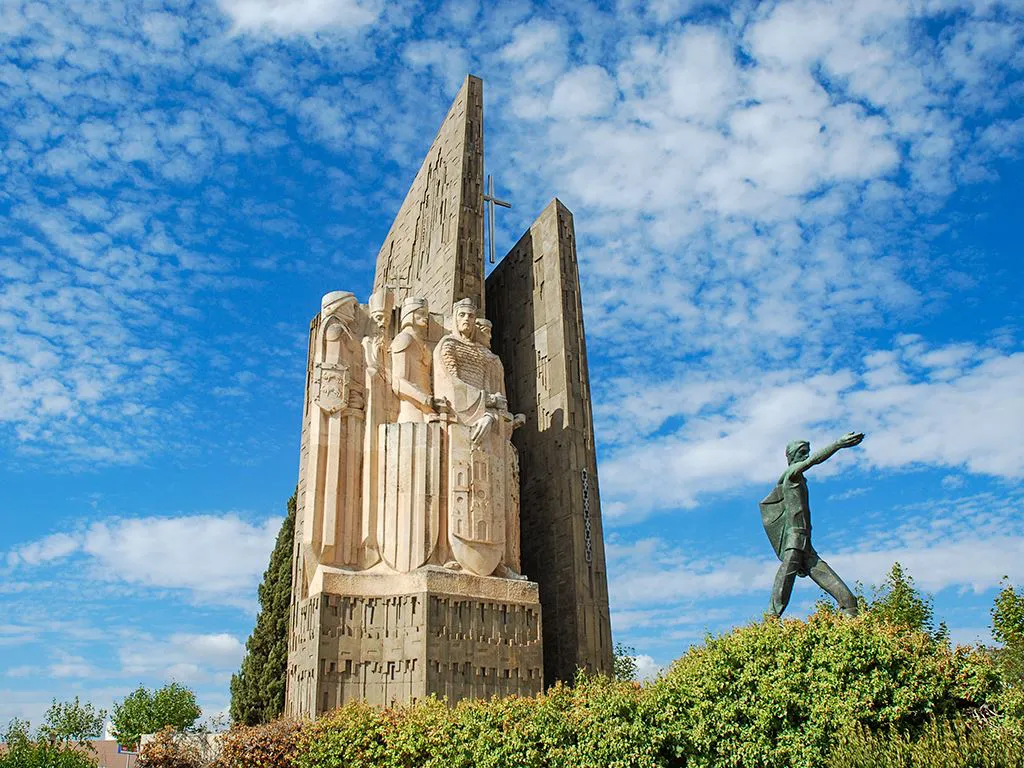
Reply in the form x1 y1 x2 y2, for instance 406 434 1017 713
298 292 526 582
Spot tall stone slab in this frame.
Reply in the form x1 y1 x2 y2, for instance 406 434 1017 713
373 76 485 319
485 199 614 684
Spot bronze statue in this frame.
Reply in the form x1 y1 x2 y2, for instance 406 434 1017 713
759 432 864 617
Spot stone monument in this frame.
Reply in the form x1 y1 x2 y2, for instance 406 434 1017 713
285 75 612 717
758 432 865 617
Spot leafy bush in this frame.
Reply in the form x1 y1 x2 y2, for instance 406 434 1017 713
828 717 1024 768
0 719 97 768
113 683 202 750
645 607 997 768
289 677 661 768
215 719 302 768
37 698 106 748
222 570 1023 768
294 702 388 768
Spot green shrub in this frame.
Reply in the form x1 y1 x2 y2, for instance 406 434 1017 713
293 702 389 768
646 608 996 768
0 719 97 768
553 675 664 768
828 717 1024 768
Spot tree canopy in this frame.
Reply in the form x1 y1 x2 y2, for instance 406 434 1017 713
111 682 201 749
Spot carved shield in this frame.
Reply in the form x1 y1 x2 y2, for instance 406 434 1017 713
313 362 350 413
376 422 441 572
448 423 506 576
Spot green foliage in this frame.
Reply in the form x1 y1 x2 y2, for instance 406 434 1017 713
231 493 296 726
828 717 1024 768
993 580 1024 681
38 697 106 747
111 683 202 750
294 701 388 768
868 562 942 639
208 563 1024 768
0 719 97 768
291 676 662 768
613 642 639 682
645 607 995 768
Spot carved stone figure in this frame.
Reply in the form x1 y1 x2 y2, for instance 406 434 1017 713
435 300 506 440
359 289 395 568
390 297 441 424
434 299 523 576
759 432 864 617
302 291 366 570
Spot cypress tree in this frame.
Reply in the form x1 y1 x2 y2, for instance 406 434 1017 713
230 492 296 725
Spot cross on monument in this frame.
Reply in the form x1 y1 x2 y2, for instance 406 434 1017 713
483 174 511 264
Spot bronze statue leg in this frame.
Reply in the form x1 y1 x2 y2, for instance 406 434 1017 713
770 549 804 617
805 550 858 617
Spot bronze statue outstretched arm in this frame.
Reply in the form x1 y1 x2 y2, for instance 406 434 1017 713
788 432 864 478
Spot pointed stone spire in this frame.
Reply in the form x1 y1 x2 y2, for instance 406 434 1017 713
373 75 485 319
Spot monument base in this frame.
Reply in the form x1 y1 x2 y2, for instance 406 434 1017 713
285 566 543 717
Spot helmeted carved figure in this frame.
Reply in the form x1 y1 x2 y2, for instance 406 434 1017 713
302 291 366 572
359 289 395 568
391 297 440 424
375 296 444 573
759 432 864 617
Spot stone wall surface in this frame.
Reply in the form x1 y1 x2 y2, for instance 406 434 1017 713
485 199 614 684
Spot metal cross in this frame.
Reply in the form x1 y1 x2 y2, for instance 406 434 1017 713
482 174 512 264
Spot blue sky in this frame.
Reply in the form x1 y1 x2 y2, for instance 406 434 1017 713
1 0 1022 726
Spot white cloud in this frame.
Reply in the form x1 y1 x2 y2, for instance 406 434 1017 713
171 633 245 667
218 0 384 35
599 341 1024 517
634 654 661 681
550 66 617 119
120 632 245 682
50 653 97 679
82 515 279 597
7 515 279 606
403 41 471 95
8 532 79 567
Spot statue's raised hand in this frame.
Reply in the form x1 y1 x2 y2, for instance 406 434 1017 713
838 431 865 448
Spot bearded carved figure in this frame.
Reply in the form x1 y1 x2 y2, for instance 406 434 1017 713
433 298 525 577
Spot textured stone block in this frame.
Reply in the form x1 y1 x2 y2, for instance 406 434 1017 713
285 568 543 717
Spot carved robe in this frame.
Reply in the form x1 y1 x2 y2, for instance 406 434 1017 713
359 319 393 569
302 309 365 569
433 334 518 576
376 324 442 572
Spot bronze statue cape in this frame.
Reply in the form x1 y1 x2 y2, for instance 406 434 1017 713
758 485 787 560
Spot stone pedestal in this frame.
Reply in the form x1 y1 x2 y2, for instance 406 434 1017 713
285 567 543 717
